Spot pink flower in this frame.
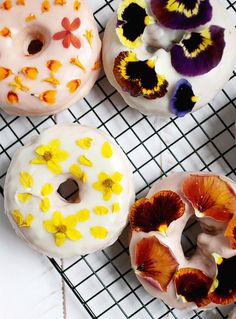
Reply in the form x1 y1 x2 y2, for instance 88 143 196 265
53 17 81 49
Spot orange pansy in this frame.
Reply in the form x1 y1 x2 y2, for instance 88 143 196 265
182 174 236 221
67 79 81 93
224 214 236 249
7 91 19 104
39 90 56 105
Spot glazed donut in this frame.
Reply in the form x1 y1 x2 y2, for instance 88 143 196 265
129 172 236 309
4 124 135 258
0 0 101 116
102 0 236 117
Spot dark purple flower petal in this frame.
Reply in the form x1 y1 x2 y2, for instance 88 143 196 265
150 0 212 30
170 79 198 117
170 25 225 76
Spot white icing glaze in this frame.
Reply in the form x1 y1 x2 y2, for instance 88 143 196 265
129 172 236 309
102 0 236 117
0 0 101 116
4 124 135 258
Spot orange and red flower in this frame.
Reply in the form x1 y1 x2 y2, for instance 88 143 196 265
129 190 185 233
134 236 179 291
224 214 236 249
53 17 81 49
182 174 236 221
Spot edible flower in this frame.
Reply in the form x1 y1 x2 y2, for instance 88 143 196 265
224 214 236 249
53 17 81 49
93 172 123 201
12 210 34 227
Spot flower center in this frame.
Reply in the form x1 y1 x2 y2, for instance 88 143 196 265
102 178 114 189
43 151 52 161
57 225 67 233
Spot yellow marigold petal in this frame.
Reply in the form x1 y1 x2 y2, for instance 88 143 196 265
67 79 81 93
69 163 83 179
41 0 50 12
93 206 109 215
19 171 34 188
41 183 54 196
70 57 86 71
16 0 25 4
112 172 123 183
76 137 93 149
66 228 82 240
7 91 19 104
74 0 80 10
103 189 112 201
43 220 57 233
0 66 13 80
55 232 66 246
43 73 60 86
46 60 62 72
52 211 64 227
9 76 29 92
101 141 113 158
39 197 50 213
55 0 67 5
76 209 90 222
17 193 32 203
39 90 56 105
25 14 36 22
0 27 11 37
1 0 12 10
79 155 93 167
112 202 121 213
21 67 38 80
12 210 23 226
92 60 102 71
84 29 93 47
90 226 108 239
47 160 62 174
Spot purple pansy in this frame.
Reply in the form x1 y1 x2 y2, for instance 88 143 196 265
170 25 225 77
170 79 198 117
150 0 212 30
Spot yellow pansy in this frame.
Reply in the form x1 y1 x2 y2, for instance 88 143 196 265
69 164 87 183
17 193 32 203
101 141 113 158
93 172 123 201
112 202 121 213
76 137 93 149
30 139 69 174
93 206 108 215
43 211 82 246
12 210 34 227
19 171 34 188
90 226 108 239
79 155 93 167
39 197 50 212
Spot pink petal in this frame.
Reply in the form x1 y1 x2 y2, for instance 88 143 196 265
62 33 71 48
61 17 71 31
53 31 67 40
70 17 81 31
70 34 81 49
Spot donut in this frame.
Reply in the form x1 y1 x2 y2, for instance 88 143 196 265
102 0 236 117
4 124 135 258
129 172 236 309
0 0 101 116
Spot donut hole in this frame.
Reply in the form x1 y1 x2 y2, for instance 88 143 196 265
27 39 44 55
57 179 80 203
181 216 202 257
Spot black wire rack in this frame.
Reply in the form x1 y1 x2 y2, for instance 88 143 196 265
0 0 236 318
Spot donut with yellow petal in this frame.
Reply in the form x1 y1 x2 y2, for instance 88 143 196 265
103 0 236 117
0 0 101 116
4 124 135 258
129 172 236 309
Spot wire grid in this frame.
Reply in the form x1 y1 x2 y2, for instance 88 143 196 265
0 0 236 318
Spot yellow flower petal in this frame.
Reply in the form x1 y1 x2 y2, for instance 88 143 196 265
101 141 113 158
46 60 62 72
67 79 81 93
19 171 34 188
70 57 86 71
98 172 110 182
112 202 121 213
55 232 66 246
16 0 25 4
84 29 93 47
69 163 83 179
30 156 46 164
52 211 64 227
66 228 82 241
39 90 56 105
0 0 12 10
92 181 104 191
41 183 54 196
76 209 90 222
21 67 38 80
47 160 62 174
25 214 34 227
39 197 50 212
7 91 19 104
0 66 13 80
48 138 60 151
43 73 60 86
54 149 69 161
55 0 67 5
92 60 102 71
79 155 93 167
43 220 57 233
103 189 112 201
112 172 123 183
12 210 23 226
76 137 93 149
90 226 108 239
74 0 81 10
25 14 36 22
0 27 11 37
41 0 50 12
93 206 109 215
112 183 123 195
17 193 32 203
9 76 29 92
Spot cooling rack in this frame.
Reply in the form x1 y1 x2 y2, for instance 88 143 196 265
0 0 236 318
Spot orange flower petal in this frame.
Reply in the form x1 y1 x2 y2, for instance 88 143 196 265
39 90 56 105
74 0 80 10
224 214 236 249
41 0 50 12
92 60 102 71
130 190 185 233
46 60 62 72
0 66 12 80
182 175 236 221
67 79 81 93
174 268 213 307
135 236 179 291
16 0 25 4
21 67 38 80
7 91 18 104
25 14 36 22
0 0 12 10
208 256 236 304
55 0 67 5
0 27 11 37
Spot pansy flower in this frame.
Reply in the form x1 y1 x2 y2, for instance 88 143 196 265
30 139 69 174
130 190 185 234
53 17 81 49
170 25 225 76
134 236 179 291
174 268 213 306
224 214 236 249
150 0 212 30
116 0 154 48
208 256 236 304
93 172 123 201
182 174 236 221
170 79 198 117
113 51 168 99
